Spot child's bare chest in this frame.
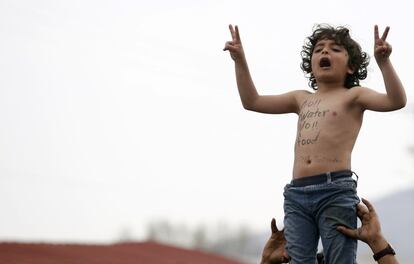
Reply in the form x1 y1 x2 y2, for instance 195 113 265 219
295 95 357 147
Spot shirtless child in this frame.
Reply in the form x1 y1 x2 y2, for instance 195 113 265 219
223 24 406 264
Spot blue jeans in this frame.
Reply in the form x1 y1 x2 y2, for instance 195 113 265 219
283 171 360 264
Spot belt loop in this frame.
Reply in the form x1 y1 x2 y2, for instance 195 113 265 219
352 171 359 186
351 171 359 181
326 172 332 183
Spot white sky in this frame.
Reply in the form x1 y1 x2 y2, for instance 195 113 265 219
1 0 413 243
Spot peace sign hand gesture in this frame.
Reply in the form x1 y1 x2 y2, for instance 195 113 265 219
223 24 245 62
374 25 392 66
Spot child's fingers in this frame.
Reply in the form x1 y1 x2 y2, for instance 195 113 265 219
229 24 236 41
374 25 379 40
375 45 391 57
386 44 392 54
235 25 241 42
223 41 233 51
223 44 238 53
381 26 390 41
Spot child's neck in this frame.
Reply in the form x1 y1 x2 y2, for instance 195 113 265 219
315 81 347 94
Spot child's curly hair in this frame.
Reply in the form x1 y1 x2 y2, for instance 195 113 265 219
301 24 369 90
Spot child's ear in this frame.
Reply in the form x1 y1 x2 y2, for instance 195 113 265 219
347 66 354 75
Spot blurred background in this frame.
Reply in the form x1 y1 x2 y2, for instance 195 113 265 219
1 0 413 263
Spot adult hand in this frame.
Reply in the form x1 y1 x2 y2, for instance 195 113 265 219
374 25 392 66
223 24 245 62
336 198 385 250
261 218 290 264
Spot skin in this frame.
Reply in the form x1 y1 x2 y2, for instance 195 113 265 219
261 199 399 264
260 218 290 264
337 198 399 264
224 25 406 178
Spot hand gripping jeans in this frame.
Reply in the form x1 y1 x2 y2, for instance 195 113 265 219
283 170 360 264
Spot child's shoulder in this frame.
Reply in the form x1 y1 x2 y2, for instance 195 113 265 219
345 86 373 100
347 85 369 93
292 89 314 102
292 89 313 98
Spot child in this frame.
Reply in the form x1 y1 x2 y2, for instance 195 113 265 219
224 24 406 264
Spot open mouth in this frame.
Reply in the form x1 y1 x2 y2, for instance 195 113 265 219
319 57 331 68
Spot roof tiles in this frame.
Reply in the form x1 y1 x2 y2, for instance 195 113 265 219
0 241 246 264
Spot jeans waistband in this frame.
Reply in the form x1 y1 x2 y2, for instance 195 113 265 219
291 170 357 187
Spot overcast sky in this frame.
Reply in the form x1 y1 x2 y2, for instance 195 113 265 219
1 0 413 243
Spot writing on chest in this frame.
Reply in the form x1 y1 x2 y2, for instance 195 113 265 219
296 98 339 146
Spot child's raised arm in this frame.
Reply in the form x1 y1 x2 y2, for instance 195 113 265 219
355 25 406 112
224 25 303 114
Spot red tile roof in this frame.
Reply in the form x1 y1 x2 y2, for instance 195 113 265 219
0 241 246 264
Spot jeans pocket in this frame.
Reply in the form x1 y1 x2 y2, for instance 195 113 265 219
331 178 357 190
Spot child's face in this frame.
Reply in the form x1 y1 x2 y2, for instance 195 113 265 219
311 38 353 86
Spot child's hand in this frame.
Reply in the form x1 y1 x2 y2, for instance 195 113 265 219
374 25 392 66
223 24 245 62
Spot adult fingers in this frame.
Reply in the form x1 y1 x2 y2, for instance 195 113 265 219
361 198 376 214
381 26 390 41
281 254 291 263
357 202 369 213
337 226 359 239
356 207 366 220
271 218 279 233
283 252 291 262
